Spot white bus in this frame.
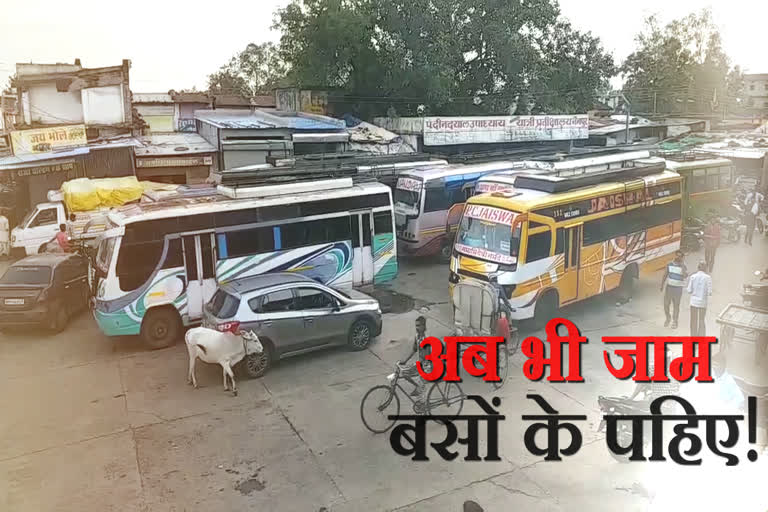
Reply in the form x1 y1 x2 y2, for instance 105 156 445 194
92 179 397 348
393 161 522 262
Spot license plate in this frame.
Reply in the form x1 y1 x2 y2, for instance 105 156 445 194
4 298 24 305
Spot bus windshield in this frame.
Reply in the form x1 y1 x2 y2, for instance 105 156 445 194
455 214 520 265
96 236 117 273
394 177 422 213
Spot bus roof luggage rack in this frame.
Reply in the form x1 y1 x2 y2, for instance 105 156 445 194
218 177 355 199
513 160 667 194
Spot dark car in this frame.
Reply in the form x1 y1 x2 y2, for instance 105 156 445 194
0 253 89 332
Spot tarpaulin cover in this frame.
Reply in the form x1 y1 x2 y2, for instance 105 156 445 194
61 177 144 212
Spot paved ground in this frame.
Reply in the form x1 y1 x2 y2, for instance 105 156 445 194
0 237 767 511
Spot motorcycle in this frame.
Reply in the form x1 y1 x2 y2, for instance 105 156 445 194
597 381 680 463
681 226 704 253
720 213 741 243
742 270 768 311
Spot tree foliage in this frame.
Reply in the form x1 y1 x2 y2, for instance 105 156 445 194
270 0 615 117
621 9 738 115
207 43 288 97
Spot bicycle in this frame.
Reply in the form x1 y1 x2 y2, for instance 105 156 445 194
360 362 465 434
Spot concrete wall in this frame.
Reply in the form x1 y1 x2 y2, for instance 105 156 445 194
26 83 84 125
372 117 424 135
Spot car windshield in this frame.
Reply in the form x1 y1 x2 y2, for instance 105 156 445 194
0 266 52 285
19 208 36 228
455 207 520 264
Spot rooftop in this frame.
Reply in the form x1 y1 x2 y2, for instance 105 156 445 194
0 147 90 171
194 109 346 131
134 133 216 157
12 252 83 267
133 93 173 104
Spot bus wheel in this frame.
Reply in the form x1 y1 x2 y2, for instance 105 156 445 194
439 242 452 264
140 307 181 350
533 291 559 329
618 266 637 303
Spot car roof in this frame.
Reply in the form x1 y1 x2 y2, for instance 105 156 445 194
221 272 319 296
11 253 82 268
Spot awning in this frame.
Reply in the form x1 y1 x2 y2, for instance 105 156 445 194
0 147 90 171
292 132 349 144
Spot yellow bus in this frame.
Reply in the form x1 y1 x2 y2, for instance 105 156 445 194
448 160 682 324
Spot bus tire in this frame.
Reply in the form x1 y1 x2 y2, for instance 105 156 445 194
439 241 452 264
140 307 181 350
533 290 559 329
618 265 637 302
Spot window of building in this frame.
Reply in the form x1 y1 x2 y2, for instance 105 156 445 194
526 230 552 262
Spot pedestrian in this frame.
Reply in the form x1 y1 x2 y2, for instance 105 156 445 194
398 316 429 414
660 250 687 329
687 261 712 337
66 213 76 240
51 223 70 253
702 216 720 273
743 190 764 246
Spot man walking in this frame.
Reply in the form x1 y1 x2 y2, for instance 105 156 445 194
660 250 687 329
703 217 720 273
687 261 712 337
744 190 764 246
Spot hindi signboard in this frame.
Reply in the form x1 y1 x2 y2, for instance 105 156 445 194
422 115 589 146
135 156 213 168
11 125 87 156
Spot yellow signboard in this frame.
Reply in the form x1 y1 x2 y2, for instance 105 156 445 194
11 125 87 156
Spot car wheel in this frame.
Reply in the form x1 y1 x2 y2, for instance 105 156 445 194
243 342 272 378
348 318 374 351
140 307 181 350
50 304 69 333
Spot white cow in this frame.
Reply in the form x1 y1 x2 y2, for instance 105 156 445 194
185 327 264 396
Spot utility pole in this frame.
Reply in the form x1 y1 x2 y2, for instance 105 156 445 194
620 93 631 145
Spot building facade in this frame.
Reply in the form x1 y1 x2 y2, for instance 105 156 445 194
745 74 768 114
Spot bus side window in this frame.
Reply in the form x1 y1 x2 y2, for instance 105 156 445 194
116 241 164 292
161 238 184 269
719 166 732 188
526 229 552 263
555 229 565 255
424 188 450 212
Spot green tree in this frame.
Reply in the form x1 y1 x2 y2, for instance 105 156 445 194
271 0 615 117
207 43 288 97
621 9 737 115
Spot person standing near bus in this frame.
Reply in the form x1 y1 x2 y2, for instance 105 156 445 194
744 190 764 246
702 217 720 273
687 261 712 337
660 250 687 329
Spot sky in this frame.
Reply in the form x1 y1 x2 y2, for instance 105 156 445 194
0 0 766 94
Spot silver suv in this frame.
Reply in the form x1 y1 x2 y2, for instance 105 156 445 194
202 273 382 377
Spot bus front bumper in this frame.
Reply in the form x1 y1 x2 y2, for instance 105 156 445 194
93 307 141 337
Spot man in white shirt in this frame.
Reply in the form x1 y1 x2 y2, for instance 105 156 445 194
744 190 764 246
687 261 712 337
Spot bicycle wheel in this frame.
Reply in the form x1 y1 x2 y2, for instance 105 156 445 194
493 342 509 391
360 385 401 434
427 382 464 417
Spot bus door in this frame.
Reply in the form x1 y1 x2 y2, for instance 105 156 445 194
559 225 581 304
182 232 218 320
351 212 374 287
